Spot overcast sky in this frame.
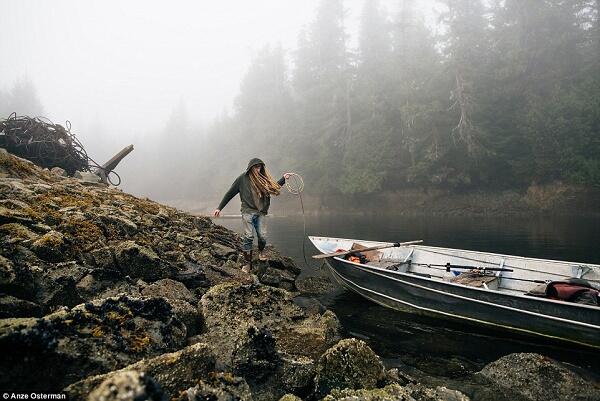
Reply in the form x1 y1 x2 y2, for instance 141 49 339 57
1 0 441 154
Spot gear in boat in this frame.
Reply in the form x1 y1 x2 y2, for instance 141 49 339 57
338 242 599 306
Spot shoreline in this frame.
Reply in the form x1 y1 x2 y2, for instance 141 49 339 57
1 148 598 400
155 183 600 218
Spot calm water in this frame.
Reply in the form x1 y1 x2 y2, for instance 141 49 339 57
217 214 600 377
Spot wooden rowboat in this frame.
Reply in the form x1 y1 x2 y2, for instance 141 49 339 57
309 236 600 349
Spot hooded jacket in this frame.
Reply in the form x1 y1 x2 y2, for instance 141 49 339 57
217 158 285 215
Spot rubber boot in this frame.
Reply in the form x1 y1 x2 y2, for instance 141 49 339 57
242 250 253 273
258 246 267 261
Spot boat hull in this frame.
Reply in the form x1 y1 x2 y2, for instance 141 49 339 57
325 256 600 349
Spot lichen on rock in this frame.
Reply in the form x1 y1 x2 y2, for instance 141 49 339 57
476 353 600 401
314 338 386 398
114 240 175 282
174 372 253 401
66 342 216 401
0 295 186 391
87 371 166 401
31 230 67 261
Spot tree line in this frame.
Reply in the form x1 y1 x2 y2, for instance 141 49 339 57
199 0 600 198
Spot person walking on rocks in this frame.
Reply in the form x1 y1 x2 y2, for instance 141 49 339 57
214 158 290 273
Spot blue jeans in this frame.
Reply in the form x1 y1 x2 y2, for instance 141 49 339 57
242 212 267 252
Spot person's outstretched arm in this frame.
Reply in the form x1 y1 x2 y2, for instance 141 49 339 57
214 176 241 217
278 172 292 186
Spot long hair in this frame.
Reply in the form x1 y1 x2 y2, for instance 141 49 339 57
249 164 281 197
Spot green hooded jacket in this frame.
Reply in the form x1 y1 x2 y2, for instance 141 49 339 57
217 158 286 215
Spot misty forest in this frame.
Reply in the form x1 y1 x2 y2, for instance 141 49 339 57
2 0 599 210
197 0 600 205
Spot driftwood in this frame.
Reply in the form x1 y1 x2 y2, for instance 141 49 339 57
96 145 134 185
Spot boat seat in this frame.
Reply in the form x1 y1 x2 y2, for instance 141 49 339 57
449 272 499 290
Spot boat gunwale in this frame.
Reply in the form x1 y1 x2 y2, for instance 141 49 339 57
308 236 600 312
308 235 600 270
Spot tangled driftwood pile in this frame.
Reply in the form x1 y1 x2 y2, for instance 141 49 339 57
0 113 91 175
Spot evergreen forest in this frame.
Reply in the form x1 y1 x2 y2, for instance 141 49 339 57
199 0 600 199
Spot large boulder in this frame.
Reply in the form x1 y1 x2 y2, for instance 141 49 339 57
114 241 175 282
476 353 600 401
0 295 186 391
66 342 216 401
89 246 117 270
196 283 340 400
0 252 36 299
198 282 341 365
141 279 202 335
87 371 166 401
232 326 281 384
141 278 196 303
32 260 90 308
252 246 301 291
31 230 68 261
74 272 144 301
279 354 317 398
314 338 386 398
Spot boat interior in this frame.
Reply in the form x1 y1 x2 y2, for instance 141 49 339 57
310 237 600 302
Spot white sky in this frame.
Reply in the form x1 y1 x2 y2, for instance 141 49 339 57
0 0 440 150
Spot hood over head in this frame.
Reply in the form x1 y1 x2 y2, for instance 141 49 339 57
246 158 265 173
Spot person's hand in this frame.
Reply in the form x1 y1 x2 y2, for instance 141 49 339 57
213 209 221 217
283 172 292 180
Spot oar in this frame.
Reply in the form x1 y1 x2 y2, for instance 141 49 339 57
312 240 423 260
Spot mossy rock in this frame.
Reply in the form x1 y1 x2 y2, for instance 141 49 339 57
174 372 252 401
87 371 165 401
31 230 67 261
114 241 174 282
314 338 385 398
0 223 39 242
65 343 216 401
278 395 302 401
477 353 600 401
0 295 186 391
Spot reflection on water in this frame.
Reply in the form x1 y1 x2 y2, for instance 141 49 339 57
217 214 600 376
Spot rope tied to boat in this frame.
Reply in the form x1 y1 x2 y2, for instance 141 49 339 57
282 172 323 270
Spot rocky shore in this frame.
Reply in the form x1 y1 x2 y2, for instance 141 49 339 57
1 148 599 400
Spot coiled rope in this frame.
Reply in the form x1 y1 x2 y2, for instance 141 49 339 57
0 113 122 186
